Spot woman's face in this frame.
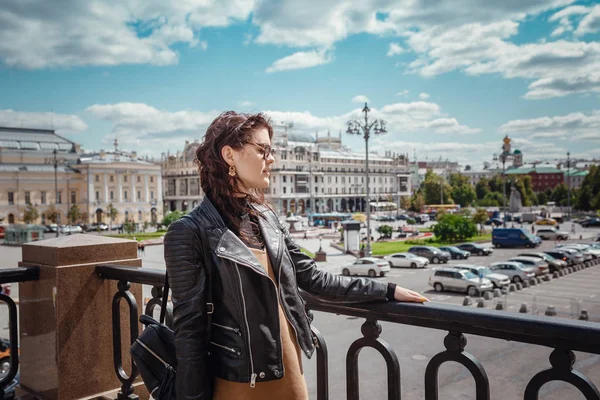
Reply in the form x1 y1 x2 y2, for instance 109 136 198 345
227 128 275 193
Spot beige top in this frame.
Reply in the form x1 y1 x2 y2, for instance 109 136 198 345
212 248 309 400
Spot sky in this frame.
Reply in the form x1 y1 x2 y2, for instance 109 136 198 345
1 0 600 170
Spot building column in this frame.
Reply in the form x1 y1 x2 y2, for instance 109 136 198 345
144 175 150 203
117 173 123 203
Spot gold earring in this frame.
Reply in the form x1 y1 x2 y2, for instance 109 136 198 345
228 165 237 177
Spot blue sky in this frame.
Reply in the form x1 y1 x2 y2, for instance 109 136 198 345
1 0 600 168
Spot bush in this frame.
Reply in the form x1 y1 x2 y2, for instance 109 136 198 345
377 224 393 238
162 210 186 227
432 214 478 242
406 218 416 225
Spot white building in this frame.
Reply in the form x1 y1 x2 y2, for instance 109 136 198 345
161 130 412 216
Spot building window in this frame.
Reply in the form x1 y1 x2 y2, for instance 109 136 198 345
71 191 76 204
41 191 47 204
57 191 62 204
179 179 188 196
95 191 100 201
137 190 141 201
25 191 31 205
110 175 114 182
283 187 287 194
110 191 114 201
124 190 128 201
124 175 128 183
138 210 143 221
283 176 287 183
150 191 154 200
125 211 129 221
137 176 141 183
8 192 14 205
95 175 99 182
150 176 154 183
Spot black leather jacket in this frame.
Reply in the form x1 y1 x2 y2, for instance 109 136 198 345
164 198 390 399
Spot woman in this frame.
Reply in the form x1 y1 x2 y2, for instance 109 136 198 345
164 111 428 400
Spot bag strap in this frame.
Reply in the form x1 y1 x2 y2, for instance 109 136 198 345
160 217 214 337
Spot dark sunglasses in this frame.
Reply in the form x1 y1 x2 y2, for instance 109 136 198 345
246 142 276 160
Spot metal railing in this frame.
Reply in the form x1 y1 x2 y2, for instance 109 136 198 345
0 267 40 400
95 263 600 400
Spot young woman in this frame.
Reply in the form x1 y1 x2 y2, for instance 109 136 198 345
164 111 428 400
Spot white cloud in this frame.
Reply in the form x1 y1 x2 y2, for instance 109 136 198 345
575 5 600 36
265 49 333 73
548 5 590 36
0 0 253 68
84 99 478 156
0 109 88 134
396 90 409 96
387 43 404 57
238 100 256 109
418 92 430 100
352 95 370 103
500 110 600 141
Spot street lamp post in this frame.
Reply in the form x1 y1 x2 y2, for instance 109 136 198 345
346 102 387 257
44 149 67 237
494 136 512 229
567 151 571 221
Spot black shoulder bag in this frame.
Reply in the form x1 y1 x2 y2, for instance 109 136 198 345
130 223 214 399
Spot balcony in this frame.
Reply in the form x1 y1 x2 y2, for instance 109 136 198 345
1 235 600 399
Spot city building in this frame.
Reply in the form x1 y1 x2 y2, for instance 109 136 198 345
160 129 412 216
504 164 564 192
410 159 461 189
563 168 588 189
0 126 162 226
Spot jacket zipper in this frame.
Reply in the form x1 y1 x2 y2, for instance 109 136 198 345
234 265 258 387
210 341 241 356
212 322 242 336
218 252 284 386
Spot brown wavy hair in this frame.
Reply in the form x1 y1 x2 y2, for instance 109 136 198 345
195 111 274 235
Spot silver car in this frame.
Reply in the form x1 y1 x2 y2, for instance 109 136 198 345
508 257 549 276
428 267 493 296
489 261 536 283
449 265 511 288
384 252 429 268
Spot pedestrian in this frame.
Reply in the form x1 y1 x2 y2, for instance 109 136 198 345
140 243 145 255
164 111 429 400
531 224 535 234
303 230 308 240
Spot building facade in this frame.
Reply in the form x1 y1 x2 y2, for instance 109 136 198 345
161 130 412 216
505 165 564 192
0 127 162 226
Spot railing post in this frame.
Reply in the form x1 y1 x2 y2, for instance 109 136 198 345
18 235 144 400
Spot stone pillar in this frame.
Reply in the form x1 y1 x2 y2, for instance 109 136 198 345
18 235 146 400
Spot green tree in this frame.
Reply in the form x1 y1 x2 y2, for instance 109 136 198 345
475 178 490 200
522 176 538 206
537 191 548 206
23 204 39 224
576 186 593 211
410 191 425 212
106 203 119 230
551 183 569 206
162 210 186 227
46 203 58 224
376 224 393 239
432 213 478 242
451 184 477 207
400 195 411 211
68 204 81 224
422 169 453 205
472 208 489 233
477 192 504 207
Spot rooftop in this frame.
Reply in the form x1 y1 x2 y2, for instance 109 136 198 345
79 152 156 165
0 126 76 152
505 165 563 175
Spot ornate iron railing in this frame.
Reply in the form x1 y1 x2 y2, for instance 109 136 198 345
96 264 600 400
0 267 40 400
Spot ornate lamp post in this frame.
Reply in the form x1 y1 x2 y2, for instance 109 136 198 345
567 151 571 221
346 102 387 257
44 149 67 237
493 135 513 229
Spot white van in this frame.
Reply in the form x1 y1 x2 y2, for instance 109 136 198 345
418 214 430 223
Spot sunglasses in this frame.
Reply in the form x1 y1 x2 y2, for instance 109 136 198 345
246 142 276 160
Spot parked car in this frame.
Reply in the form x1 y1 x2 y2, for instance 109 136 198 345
396 214 409 220
342 257 390 277
546 248 585 266
59 225 71 234
89 223 109 231
378 216 395 222
555 246 593 262
543 250 575 266
536 228 569 241
517 251 566 273
428 267 493 296
485 218 503 227
384 252 429 268
407 246 450 264
507 256 549 276
457 243 494 256
438 246 470 260
580 217 600 227
448 265 511 288
0 226 5 239
491 228 541 248
68 225 83 234
556 243 600 259
535 218 557 226
489 261 536 283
